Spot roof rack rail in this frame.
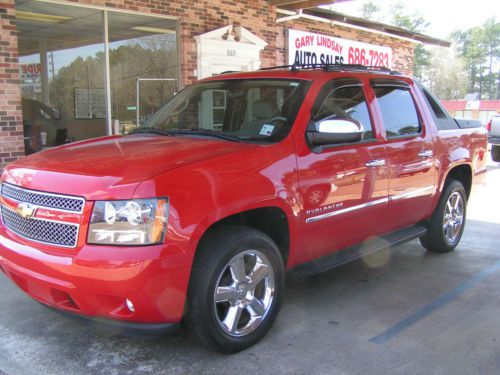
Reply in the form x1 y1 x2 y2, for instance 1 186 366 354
218 70 241 75
259 63 401 75
259 64 302 71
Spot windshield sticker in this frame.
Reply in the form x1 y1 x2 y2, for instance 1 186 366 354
260 124 275 136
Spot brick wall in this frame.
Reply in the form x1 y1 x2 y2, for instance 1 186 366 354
0 0 24 171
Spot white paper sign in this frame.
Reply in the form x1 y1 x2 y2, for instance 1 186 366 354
288 29 392 69
260 124 275 136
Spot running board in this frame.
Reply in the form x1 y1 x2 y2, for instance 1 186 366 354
291 224 427 278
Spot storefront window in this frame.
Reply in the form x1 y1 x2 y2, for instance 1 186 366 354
15 0 179 155
107 12 177 133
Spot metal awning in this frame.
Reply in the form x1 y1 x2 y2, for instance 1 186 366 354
270 0 451 47
270 0 351 10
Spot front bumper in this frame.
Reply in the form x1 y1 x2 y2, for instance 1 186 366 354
46 305 179 336
0 225 192 327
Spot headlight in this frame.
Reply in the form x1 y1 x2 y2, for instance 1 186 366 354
88 198 168 245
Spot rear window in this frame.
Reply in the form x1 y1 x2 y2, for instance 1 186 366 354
422 89 447 119
373 86 421 138
416 82 459 131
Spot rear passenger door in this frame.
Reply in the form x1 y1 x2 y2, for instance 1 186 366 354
371 79 435 230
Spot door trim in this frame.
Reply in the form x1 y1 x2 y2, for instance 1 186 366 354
305 197 388 223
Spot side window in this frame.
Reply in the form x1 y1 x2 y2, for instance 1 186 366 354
422 88 447 119
314 80 375 140
373 86 421 138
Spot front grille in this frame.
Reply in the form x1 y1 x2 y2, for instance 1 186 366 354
1 183 84 213
1 206 79 248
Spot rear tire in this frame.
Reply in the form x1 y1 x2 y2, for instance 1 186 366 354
184 226 285 353
420 179 467 253
492 145 500 162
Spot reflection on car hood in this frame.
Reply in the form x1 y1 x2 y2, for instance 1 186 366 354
3 134 248 200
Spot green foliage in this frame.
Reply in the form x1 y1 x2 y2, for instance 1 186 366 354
390 2 429 33
360 1 380 21
422 46 468 100
452 17 500 99
389 2 430 80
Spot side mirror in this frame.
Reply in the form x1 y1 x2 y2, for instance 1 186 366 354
307 117 363 146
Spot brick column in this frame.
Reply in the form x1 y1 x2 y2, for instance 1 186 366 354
0 0 24 172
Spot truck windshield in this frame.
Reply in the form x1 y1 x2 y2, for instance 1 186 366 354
140 79 310 143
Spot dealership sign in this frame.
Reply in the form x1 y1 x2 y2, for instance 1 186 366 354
288 29 392 69
19 63 42 94
20 63 42 80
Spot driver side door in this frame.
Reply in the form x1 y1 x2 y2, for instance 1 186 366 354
296 78 389 262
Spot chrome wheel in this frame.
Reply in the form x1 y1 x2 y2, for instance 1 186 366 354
443 191 464 244
213 249 275 337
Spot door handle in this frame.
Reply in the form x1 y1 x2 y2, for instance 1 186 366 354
365 159 386 167
418 150 434 158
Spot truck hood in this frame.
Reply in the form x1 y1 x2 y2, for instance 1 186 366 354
3 134 248 200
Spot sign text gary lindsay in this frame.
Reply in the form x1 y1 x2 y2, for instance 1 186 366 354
288 29 393 68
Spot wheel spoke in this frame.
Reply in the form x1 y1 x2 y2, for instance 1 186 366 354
215 286 236 303
446 200 453 214
229 256 247 283
453 195 461 210
247 298 265 317
249 262 269 287
223 305 243 334
443 218 450 231
445 223 453 240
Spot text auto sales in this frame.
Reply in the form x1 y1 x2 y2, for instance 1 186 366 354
293 35 344 65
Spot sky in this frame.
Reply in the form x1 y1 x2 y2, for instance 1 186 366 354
328 0 500 40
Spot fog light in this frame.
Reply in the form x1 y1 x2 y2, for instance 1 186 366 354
125 298 135 313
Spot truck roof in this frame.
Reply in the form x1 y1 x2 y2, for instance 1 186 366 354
202 64 411 82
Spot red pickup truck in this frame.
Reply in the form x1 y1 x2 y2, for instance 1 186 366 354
0 66 487 353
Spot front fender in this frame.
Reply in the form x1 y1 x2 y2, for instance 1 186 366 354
133 144 300 260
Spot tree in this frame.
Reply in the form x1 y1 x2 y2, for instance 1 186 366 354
452 18 499 99
360 1 380 21
421 46 468 100
481 18 500 99
390 2 430 80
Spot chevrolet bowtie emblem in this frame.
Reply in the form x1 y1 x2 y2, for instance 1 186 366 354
16 202 36 219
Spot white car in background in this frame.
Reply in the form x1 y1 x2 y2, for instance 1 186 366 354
488 114 500 162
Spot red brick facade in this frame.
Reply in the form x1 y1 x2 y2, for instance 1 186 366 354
0 0 415 170
0 0 24 170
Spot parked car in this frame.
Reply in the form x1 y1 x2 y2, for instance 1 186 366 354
487 114 500 161
0 65 488 353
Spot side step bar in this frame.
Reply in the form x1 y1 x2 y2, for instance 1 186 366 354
291 224 427 278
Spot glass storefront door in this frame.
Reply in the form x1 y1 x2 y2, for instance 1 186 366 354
107 12 177 133
15 0 179 154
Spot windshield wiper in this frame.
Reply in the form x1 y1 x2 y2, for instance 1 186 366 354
164 129 243 142
132 128 173 136
132 128 243 143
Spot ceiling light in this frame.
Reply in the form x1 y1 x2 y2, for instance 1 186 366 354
16 10 72 24
132 26 176 34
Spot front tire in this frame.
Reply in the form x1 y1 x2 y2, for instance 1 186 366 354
420 179 467 253
184 226 285 353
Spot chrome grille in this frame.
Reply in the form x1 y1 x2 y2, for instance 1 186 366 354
0 206 78 248
1 183 84 213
